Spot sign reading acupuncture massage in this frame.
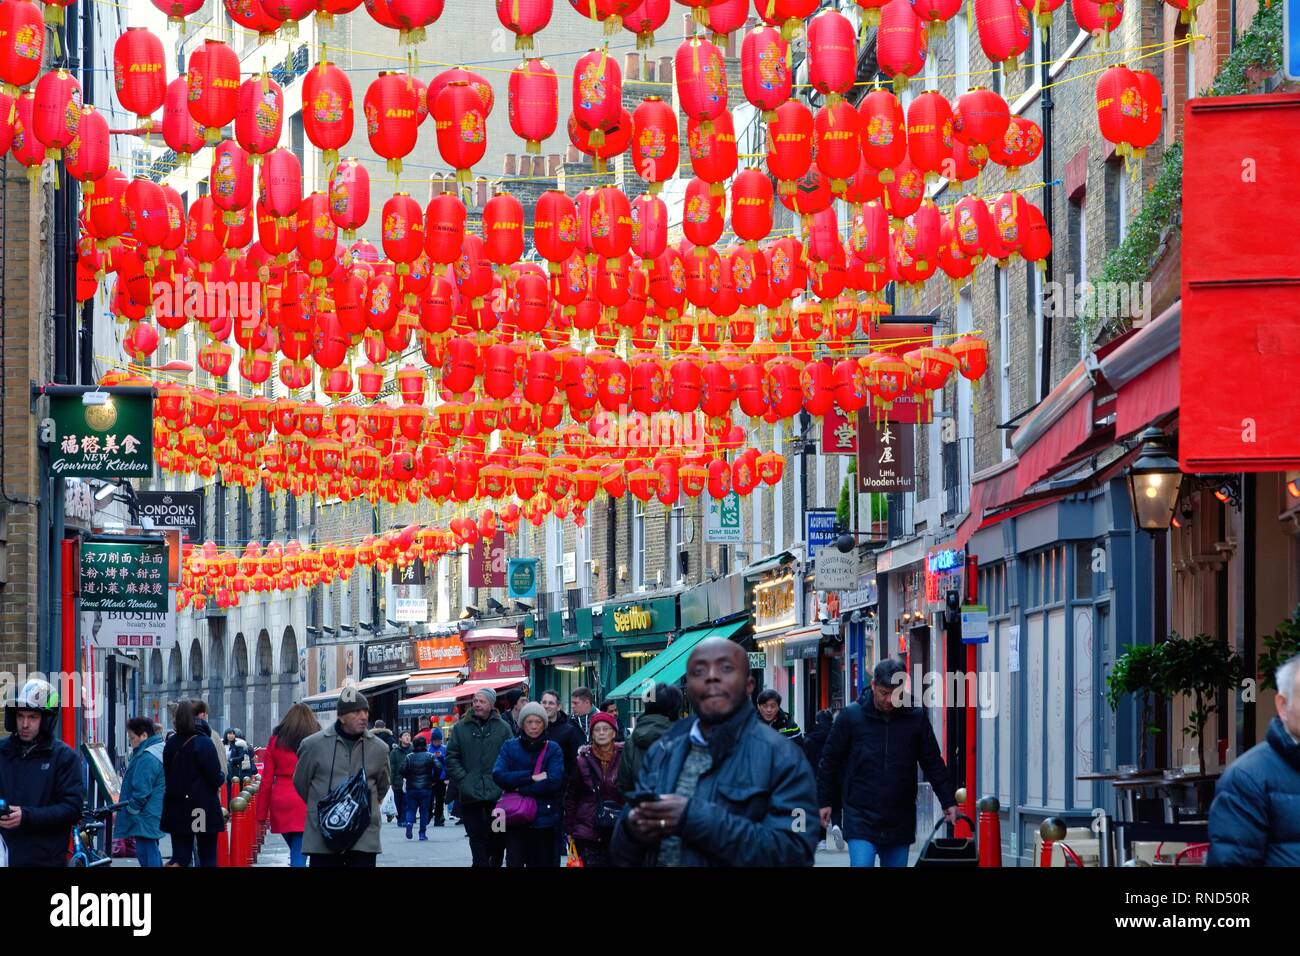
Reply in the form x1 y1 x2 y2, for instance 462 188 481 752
80 539 169 613
49 394 153 478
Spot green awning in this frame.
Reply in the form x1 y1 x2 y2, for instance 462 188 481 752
607 618 748 699
521 640 595 660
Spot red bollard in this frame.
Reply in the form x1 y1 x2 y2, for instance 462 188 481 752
1040 818 1066 868
216 785 230 867
977 796 1002 867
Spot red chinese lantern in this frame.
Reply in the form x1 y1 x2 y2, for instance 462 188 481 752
906 89 953 181
113 28 166 131
989 190 1031 262
807 9 856 105
758 0 818 38
951 194 993 261
381 193 424 273
226 0 283 38
496 0 552 49
508 58 557 154
163 76 204 159
682 177 725 249
187 39 239 144
186 195 228 272
0 0 45 96
814 99 861 194
1019 199 1051 270
571 48 622 144
1097 65 1161 161
423 192 465 265
483 192 525 268
876 0 928 93
1071 0 1123 46
66 105 108 190
975 0 1032 71
210 140 253 226
766 98 813 196
124 177 169 258
589 185 632 266
950 335 989 381
366 72 420 177
937 219 975 289
388 0 444 44
859 89 908 181
988 114 1042 174
675 37 728 131
631 96 678 193
151 0 204 27
433 79 488 184
236 74 283 161
740 25 790 120
1019 0 1065 30
531 189 576 271
302 60 353 171
953 87 1010 162
33 67 80 160
730 168 774 247
630 193 667 267
329 156 370 239
912 0 962 36
687 109 737 195
883 155 924 222
623 0 668 49
297 192 338 274
703 0 746 40
261 147 302 222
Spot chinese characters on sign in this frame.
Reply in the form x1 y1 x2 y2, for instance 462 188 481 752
856 413 916 494
49 394 153 478
469 640 526 680
470 532 507 588
821 405 859 455
507 558 538 600
80 540 169 614
415 635 468 669
391 559 427 586
706 491 742 543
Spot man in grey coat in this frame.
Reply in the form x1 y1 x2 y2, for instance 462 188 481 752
293 687 391 867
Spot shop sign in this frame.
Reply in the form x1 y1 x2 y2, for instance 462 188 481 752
753 573 797 634
65 479 96 528
136 491 203 541
856 415 915 494
705 491 742 543
821 405 858 455
415 635 468 669
783 637 820 663
49 393 153 478
366 638 415 676
80 538 169 613
747 652 766 670
806 508 838 558
815 552 858 590
925 546 966 610
392 559 426 586
508 558 538 600
469 532 506 588
840 578 879 612
83 608 177 650
602 597 677 637
960 605 989 644
612 605 652 633
470 639 526 680
394 595 428 623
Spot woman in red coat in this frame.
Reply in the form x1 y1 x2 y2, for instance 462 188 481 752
257 702 316 866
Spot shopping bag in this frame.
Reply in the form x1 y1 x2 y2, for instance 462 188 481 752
0 833 8 868
380 786 397 820
914 815 979 868
317 768 372 854
566 837 584 867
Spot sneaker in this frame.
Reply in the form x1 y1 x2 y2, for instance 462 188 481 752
419 833 428 841
831 825 845 851
405 826 413 840
434 820 445 827
816 840 828 851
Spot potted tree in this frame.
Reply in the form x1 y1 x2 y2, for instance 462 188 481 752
1159 633 1242 774
1106 643 1168 770
1259 606 1300 692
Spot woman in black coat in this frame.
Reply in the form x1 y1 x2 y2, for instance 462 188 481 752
162 699 225 866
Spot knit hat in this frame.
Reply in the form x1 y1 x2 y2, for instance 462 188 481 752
430 728 443 741
472 687 498 707
336 685 369 716
589 711 619 735
517 701 548 729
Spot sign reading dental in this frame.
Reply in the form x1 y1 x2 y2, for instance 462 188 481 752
602 597 678 639
49 394 153 478
80 538 169 614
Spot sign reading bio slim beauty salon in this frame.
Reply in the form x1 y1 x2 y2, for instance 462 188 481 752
49 394 153 478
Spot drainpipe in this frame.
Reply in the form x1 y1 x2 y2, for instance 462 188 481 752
1039 26 1055 401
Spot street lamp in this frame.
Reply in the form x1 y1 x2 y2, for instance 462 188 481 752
1126 428 1182 532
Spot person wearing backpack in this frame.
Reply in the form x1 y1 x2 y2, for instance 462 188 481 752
293 687 391 867
491 702 565 867
564 711 625 866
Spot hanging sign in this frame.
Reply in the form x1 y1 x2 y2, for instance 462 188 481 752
80 538 169 613
821 404 858 455
392 559 426 586
49 394 153 478
136 491 203 541
706 491 743 543
507 558 538 600
856 415 915 494
960 605 990 644
470 532 507 588
83 608 177 650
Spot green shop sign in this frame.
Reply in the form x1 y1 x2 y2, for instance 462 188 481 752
507 558 538 600
80 538 170 614
50 393 153 478
603 597 678 638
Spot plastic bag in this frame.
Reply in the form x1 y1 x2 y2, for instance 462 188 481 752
380 786 396 821
0 832 8 868
317 768 372 854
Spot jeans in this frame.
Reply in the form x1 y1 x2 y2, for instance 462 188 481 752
393 787 406 823
170 830 218 867
308 850 377 868
506 826 559 868
847 839 910 868
283 832 305 868
459 801 506 867
405 789 433 835
134 837 163 868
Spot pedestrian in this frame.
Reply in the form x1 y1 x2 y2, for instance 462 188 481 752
598 700 626 742
115 716 166 868
817 659 958 868
499 689 524 736
445 688 512 867
224 727 257 785
427 728 448 827
371 720 396 750
258 702 315 868
617 683 682 793
756 690 804 744
191 700 226 773
570 687 595 740
388 730 412 825
400 736 439 841
564 711 625 866
540 689 586 781
162 698 225 867
1208 653 1300 865
292 686 391 868
0 679 85 867
610 639 818 867
492 702 564 867
801 709 843 851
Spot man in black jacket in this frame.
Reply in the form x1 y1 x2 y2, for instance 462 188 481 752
610 639 818 867
539 689 586 780
817 659 957 868
0 679 85 867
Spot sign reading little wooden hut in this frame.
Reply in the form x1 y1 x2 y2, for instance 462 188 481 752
80 538 169 614
50 394 153 478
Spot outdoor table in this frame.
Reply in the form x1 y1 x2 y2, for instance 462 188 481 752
1076 770 1220 864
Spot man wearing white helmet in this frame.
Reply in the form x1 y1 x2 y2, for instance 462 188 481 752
0 679 85 866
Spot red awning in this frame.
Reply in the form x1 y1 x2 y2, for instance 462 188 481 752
1012 393 1095 496
1115 351 1179 440
417 677 524 703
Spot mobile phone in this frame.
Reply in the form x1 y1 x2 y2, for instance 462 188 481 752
629 790 659 806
